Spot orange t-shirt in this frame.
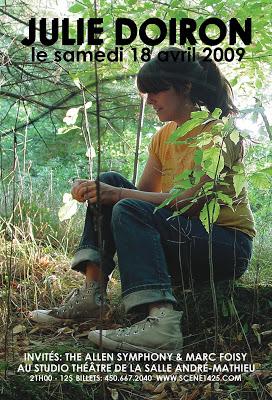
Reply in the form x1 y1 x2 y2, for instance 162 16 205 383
149 121 256 238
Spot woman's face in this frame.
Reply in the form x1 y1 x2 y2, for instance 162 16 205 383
145 86 193 125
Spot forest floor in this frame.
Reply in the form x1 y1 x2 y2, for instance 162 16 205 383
0 237 271 400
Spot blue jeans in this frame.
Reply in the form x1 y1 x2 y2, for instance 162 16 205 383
71 172 253 312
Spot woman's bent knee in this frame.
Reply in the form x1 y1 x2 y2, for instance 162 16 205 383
111 199 156 228
99 172 137 191
99 171 122 184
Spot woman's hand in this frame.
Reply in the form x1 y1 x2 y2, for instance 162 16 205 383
71 179 90 202
72 180 121 205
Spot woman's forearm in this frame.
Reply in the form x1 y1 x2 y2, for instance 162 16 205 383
118 186 201 210
118 174 211 214
118 187 169 205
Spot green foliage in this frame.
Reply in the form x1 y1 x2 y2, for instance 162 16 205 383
166 111 209 143
0 374 107 400
230 130 240 145
0 0 271 264
233 173 246 198
0 5 271 398
199 198 221 232
249 169 272 189
201 146 225 179
157 112 242 232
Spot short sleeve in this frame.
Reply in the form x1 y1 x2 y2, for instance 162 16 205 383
148 135 157 157
148 128 162 163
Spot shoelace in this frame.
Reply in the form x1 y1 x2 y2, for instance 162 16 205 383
117 316 160 336
63 282 97 303
63 288 80 303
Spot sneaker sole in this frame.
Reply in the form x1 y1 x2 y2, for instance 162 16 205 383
88 330 182 354
30 307 109 325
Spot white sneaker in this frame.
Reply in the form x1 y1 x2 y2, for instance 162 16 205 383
88 308 183 353
30 282 108 324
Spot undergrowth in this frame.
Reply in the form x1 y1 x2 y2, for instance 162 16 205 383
0 173 271 400
0 229 271 400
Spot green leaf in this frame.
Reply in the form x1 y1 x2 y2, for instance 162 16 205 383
174 169 193 181
217 191 233 208
191 110 209 119
233 174 246 197
174 180 193 190
194 149 203 165
229 130 240 145
167 116 207 143
202 181 214 192
196 133 213 147
242 322 249 334
175 10 188 18
174 169 193 189
0 361 9 372
258 166 272 175
144 1 153 9
196 16 205 27
227 300 236 317
199 198 220 232
69 3 85 13
167 203 193 219
255 77 262 89
192 169 205 185
201 147 224 179
211 108 222 119
221 300 229 317
249 172 271 189
232 164 245 173
73 77 81 89
231 76 238 87
154 190 180 211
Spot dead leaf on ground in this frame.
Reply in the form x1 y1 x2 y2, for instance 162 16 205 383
29 326 42 334
12 324 26 334
150 389 168 400
250 369 271 379
266 382 272 396
142 381 156 392
186 388 202 400
261 329 272 337
57 327 75 335
108 387 119 400
153 382 167 393
38 256 51 268
168 381 186 396
176 384 188 396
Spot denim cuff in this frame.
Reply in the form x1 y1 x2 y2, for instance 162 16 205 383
123 288 177 313
71 248 100 273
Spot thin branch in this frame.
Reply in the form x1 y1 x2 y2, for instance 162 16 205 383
0 91 68 110
254 98 272 141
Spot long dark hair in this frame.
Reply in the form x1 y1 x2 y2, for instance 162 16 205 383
137 47 238 117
